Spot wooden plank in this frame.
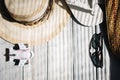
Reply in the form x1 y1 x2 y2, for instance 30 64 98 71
47 19 73 80
72 21 94 80
23 44 48 80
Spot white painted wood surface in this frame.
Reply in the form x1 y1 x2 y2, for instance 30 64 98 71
0 0 110 80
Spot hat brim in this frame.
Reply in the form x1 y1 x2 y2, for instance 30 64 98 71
0 0 70 45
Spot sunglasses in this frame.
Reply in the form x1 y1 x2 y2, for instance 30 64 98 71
89 33 103 68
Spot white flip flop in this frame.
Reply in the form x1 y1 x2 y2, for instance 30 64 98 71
65 0 103 27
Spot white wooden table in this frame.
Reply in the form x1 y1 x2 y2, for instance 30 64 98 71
0 0 110 80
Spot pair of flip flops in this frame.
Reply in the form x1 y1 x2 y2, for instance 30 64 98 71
65 0 103 27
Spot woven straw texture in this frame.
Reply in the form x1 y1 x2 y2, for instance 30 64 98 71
106 0 120 56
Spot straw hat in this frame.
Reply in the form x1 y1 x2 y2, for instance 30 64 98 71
0 0 70 45
65 0 103 27
106 0 120 57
